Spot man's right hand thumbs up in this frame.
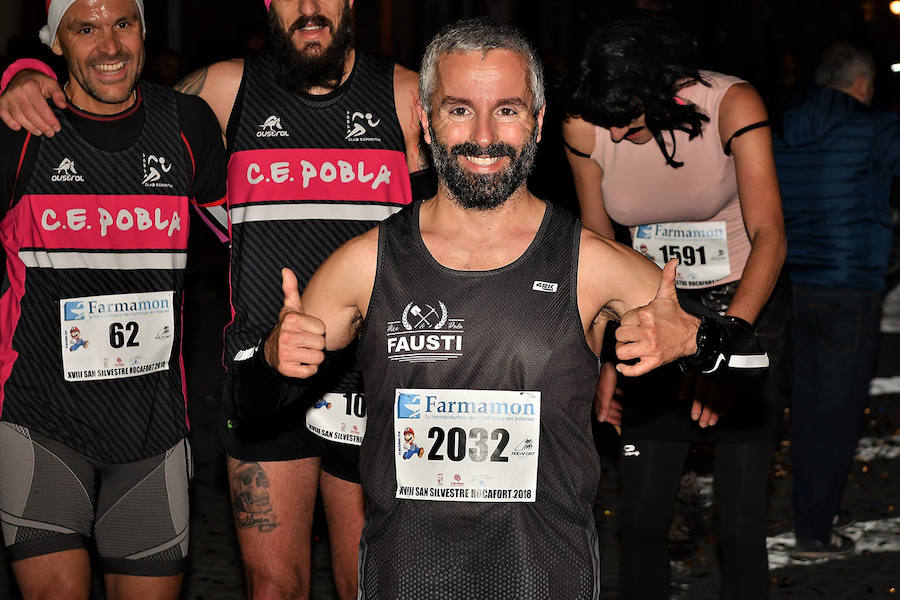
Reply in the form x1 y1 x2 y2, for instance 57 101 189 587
264 268 326 378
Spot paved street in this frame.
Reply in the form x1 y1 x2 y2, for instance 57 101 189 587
2 227 898 599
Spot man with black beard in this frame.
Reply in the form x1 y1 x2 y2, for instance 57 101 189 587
232 18 767 598
0 1 429 598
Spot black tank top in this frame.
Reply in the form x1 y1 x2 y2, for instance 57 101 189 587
224 51 412 399
0 82 192 462
357 201 603 599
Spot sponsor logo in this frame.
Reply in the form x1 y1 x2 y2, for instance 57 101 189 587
51 158 85 182
532 281 558 293
155 325 172 340
396 391 536 418
386 300 464 363
635 223 726 239
397 393 423 419
257 115 289 137
64 301 85 321
512 437 536 457
345 110 382 141
141 154 174 188
623 443 641 457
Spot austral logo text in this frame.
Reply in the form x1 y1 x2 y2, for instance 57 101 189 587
386 300 464 363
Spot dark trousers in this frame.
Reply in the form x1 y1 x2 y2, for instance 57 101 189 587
790 284 882 542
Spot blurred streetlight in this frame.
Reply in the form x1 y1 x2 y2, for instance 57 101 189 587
891 0 900 15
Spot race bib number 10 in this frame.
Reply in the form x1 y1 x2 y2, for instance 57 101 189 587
59 290 175 381
394 388 540 503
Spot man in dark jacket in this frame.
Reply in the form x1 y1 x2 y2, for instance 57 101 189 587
773 42 900 559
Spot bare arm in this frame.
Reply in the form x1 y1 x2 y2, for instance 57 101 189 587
563 116 615 238
393 65 429 173
578 230 700 375
717 83 786 324
174 59 244 135
265 228 379 377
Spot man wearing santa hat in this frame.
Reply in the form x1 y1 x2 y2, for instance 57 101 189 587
0 1 225 598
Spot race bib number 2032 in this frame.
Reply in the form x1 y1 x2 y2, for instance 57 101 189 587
394 388 540 503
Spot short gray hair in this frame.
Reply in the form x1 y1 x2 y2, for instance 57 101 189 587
814 42 875 89
419 17 545 116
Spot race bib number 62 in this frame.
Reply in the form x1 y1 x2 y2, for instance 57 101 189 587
394 388 540 502
59 290 175 381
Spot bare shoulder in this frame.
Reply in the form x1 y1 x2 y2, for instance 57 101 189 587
719 82 769 140
176 58 245 131
393 63 419 98
562 115 596 155
393 64 428 172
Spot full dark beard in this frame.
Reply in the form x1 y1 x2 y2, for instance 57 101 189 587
268 2 353 94
429 125 539 211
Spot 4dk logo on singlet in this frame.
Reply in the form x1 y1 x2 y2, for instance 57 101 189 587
51 158 85 182
257 115 290 138
386 299 464 363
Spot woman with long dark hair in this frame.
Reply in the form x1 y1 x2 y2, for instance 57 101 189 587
564 12 787 600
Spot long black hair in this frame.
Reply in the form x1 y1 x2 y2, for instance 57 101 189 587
567 12 710 167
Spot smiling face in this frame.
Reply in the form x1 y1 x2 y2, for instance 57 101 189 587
421 49 544 211
268 0 354 92
52 0 144 114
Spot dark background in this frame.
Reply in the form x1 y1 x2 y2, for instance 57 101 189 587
4 0 900 109
4 0 900 211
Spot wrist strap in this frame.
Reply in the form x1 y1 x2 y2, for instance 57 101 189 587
1 59 57 94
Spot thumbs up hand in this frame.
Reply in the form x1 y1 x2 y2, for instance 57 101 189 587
614 259 701 377
264 268 327 378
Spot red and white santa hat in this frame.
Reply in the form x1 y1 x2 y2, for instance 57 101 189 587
39 0 146 47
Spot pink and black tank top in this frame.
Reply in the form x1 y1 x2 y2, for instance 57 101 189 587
0 83 192 462
224 52 412 393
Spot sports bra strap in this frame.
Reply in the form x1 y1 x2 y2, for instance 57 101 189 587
723 120 770 156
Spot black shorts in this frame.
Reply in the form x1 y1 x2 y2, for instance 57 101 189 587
219 372 361 482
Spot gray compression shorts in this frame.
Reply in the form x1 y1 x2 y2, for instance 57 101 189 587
0 422 192 576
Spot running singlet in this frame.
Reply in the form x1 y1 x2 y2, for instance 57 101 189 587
224 52 412 413
0 83 192 463
356 202 602 599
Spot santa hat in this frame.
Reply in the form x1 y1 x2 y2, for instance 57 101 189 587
39 0 146 47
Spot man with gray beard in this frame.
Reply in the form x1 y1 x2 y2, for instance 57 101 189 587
236 18 767 598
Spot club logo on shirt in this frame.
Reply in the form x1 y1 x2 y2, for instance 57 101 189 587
142 154 174 188
532 281 558 293
51 158 85 182
257 115 290 137
345 110 382 142
386 300 464 363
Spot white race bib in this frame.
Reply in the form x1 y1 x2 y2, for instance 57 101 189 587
59 291 174 381
393 389 540 503
632 221 730 288
306 392 366 446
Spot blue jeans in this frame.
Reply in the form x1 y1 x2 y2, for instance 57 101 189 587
790 284 882 542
